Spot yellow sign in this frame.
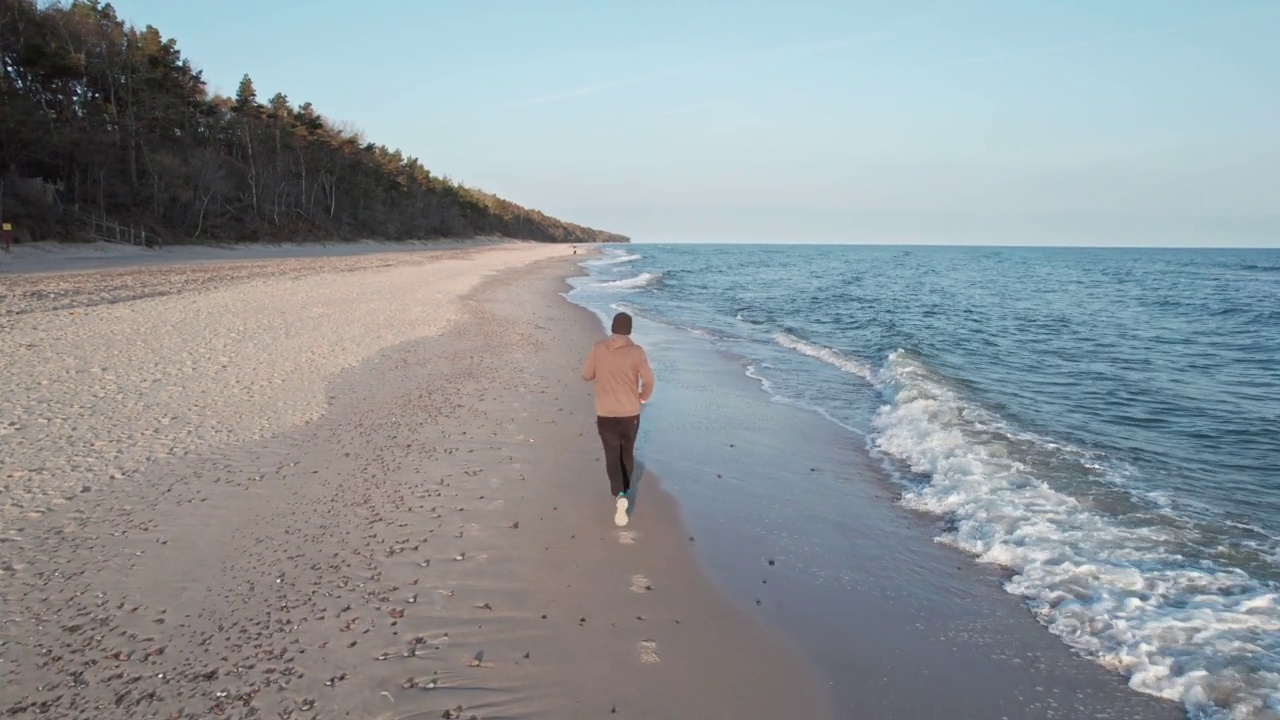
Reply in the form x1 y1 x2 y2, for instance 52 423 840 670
1 223 10 231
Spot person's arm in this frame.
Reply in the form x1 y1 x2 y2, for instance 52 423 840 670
581 345 597 382
637 349 655 403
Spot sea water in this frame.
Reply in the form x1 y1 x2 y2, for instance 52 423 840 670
568 244 1280 720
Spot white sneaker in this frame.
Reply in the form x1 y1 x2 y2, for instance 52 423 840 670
614 495 630 527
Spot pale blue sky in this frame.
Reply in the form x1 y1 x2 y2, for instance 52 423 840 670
107 0 1279 246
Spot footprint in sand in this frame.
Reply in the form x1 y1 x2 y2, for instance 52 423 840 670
638 640 659 663
629 575 650 593
617 530 636 545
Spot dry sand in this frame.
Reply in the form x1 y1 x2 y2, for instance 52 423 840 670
0 242 832 719
0 241 551 526
0 238 503 278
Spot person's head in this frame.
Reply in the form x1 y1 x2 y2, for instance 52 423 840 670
611 312 633 336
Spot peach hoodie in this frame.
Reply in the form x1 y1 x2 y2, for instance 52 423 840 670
580 334 655 417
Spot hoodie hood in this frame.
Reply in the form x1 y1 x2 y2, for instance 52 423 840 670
606 334 634 350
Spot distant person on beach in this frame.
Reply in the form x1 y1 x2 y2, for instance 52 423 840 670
581 311 655 527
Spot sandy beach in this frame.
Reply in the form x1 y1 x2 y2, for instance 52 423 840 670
0 241 831 719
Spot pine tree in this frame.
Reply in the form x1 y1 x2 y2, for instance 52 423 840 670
233 73 257 113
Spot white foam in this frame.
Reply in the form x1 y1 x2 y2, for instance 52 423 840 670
590 252 642 266
871 349 1280 719
595 272 660 291
774 333 878 384
744 364 775 394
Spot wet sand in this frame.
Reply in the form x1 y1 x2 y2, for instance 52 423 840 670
0 243 832 719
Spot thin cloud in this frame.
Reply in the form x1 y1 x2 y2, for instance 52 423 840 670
659 101 722 117
510 1 985 109
516 71 678 107
895 4 1278 78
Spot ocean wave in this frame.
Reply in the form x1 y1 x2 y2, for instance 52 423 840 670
773 333 878 383
590 252 642 266
595 272 661 290
871 349 1280 719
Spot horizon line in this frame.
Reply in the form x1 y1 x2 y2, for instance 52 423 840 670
616 240 1280 250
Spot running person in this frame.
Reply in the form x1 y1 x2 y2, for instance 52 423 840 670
580 312 655 526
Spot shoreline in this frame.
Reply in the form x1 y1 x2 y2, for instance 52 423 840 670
567 252 1189 719
0 243 832 718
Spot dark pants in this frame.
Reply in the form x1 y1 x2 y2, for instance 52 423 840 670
596 415 640 496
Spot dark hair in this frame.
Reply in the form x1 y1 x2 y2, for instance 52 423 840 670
611 312 633 336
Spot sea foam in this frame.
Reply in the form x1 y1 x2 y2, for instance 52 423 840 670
871 349 1280 720
596 272 661 290
767 335 1280 718
774 333 878 383
591 252 642 265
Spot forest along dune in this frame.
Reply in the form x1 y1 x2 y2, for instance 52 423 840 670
0 242 566 530
1 4 629 247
